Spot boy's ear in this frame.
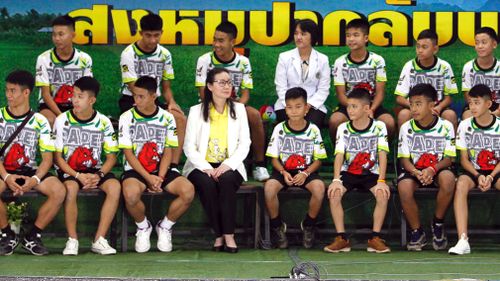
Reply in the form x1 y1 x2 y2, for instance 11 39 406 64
22 87 31 97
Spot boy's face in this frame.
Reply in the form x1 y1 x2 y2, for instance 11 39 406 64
409 95 435 122
139 30 162 51
346 27 368 51
52 25 75 50
213 31 234 58
475 33 497 58
133 87 157 111
5 83 29 108
469 96 492 118
346 98 370 121
72 86 95 115
285 97 309 121
416 38 438 62
294 25 312 49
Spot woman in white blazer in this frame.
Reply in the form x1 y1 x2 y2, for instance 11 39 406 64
183 68 251 253
274 19 331 128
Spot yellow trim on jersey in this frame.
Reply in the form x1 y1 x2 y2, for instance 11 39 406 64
313 152 327 160
39 140 55 152
165 139 178 148
444 87 459 95
195 81 206 87
444 149 456 158
375 76 387 82
35 81 50 87
123 77 138 84
265 152 279 158
118 144 133 149
103 142 119 154
334 82 346 86
162 72 174 81
456 146 467 151
397 153 410 158
378 144 390 152
394 90 408 97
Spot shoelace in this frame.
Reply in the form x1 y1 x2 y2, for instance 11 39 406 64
410 230 422 242
433 224 443 238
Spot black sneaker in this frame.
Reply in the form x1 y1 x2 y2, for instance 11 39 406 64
300 221 316 249
271 222 288 249
431 222 448 250
407 229 427 251
22 233 49 256
0 231 19 256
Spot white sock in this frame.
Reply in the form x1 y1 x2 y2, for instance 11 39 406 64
136 218 150 229
160 216 175 230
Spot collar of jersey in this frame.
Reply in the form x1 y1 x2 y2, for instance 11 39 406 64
473 58 497 72
51 48 76 65
413 56 439 72
211 51 237 67
283 120 309 135
472 114 497 131
132 106 159 120
68 110 97 126
2 107 32 123
347 118 373 133
133 43 158 58
411 117 439 132
347 51 370 66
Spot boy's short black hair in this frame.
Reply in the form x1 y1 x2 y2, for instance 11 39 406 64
294 19 319 45
74 76 100 97
285 87 307 103
52 15 75 30
140 13 163 31
469 84 493 100
215 21 237 39
134 76 157 94
408 83 437 102
347 88 371 104
346 18 370 35
6 70 35 92
417 29 438 45
475 27 499 43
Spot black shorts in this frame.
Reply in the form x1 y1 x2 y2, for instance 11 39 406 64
119 95 167 114
397 167 456 187
275 108 326 128
269 169 323 190
121 169 181 189
39 103 73 113
57 170 117 189
335 105 390 119
4 168 54 186
461 170 500 187
340 171 379 192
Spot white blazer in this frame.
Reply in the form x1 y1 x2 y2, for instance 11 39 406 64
274 47 331 113
182 102 251 181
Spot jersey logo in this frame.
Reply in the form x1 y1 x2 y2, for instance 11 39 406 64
477 149 497 170
284 154 307 171
415 153 438 169
54 84 74 105
348 152 375 175
138 142 160 173
4 143 29 171
68 146 97 171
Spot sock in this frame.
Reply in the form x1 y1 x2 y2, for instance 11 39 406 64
27 225 42 240
136 218 150 229
371 231 381 239
433 217 444 225
170 163 179 170
255 161 266 167
337 232 347 240
302 213 317 227
412 227 423 234
270 216 282 229
160 216 175 230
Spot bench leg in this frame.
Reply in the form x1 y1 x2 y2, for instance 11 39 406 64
401 210 407 248
121 202 128 252
254 191 261 249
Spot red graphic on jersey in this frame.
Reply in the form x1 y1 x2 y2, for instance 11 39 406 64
138 142 160 173
415 153 438 169
4 143 29 171
284 154 307 171
54 84 74 104
347 152 375 175
68 147 97 171
353 82 374 95
477 150 497 170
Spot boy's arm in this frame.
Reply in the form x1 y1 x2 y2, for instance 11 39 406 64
435 95 452 114
100 153 117 175
335 85 348 107
377 151 388 181
161 80 183 115
333 152 344 179
238 89 250 105
371 81 385 111
396 95 410 108
123 148 162 190
40 86 62 116
158 147 173 179
459 150 478 176
305 160 321 174
22 151 53 191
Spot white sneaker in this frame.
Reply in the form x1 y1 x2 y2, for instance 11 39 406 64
135 223 152 253
156 223 172 252
62 237 79 256
448 234 471 255
253 166 270 181
91 236 117 255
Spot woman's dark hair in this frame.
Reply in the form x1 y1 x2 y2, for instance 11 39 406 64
294 19 319 46
203 68 236 122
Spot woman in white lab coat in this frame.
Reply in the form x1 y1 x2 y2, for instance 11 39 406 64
274 19 331 127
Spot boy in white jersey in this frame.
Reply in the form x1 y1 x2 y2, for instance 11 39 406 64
397 83 456 252
119 13 186 172
449 84 500 255
0 70 65 256
462 27 500 119
119 76 194 253
264 87 327 249
36 15 93 126
329 18 395 141
395 29 458 129
195 21 270 182
54 77 121 256
324 88 391 254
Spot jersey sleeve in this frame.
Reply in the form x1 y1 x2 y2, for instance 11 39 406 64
121 49 138 84
164 113 179 148
162 50 175 81
397 123 410 158
461 63 472 92
35 54 50 87
53 115 65 153
332 57 345 86
240 58 253 90
195 55 208 87
375 56 387 82
394 62 411 98
443 121 457 157
456 120 468 151
265 124 281 159
102 116 119 154
82 54 93 77
376 122 390 153
312 126 327 160
443 63 458 95
118 112 133 149
334 123 346 155
36 115 55 153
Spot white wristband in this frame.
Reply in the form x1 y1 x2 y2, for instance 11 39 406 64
3 173 11 181
32 175 41 185
332 178 342 184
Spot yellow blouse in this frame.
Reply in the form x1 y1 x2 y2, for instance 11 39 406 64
206 104 229 163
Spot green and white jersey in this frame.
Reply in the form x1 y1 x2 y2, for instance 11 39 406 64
35 48 93 105
0 107 54 171
395 57 458 102
53 110 118 176
266 121 327 172
462 58 500 105
195 51 253 99
456 116 500 171
398 117 456 169
335 119 389 175
332 51 387 98
120 43 174 97
118 107 178 172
